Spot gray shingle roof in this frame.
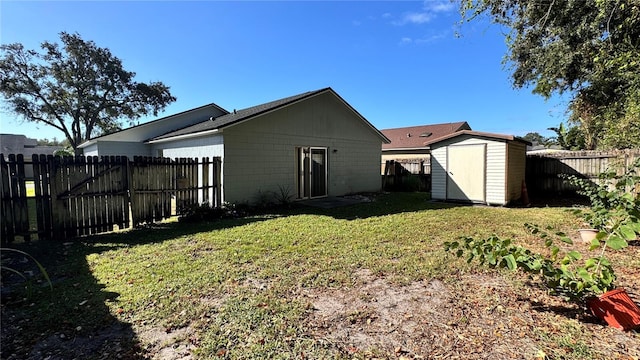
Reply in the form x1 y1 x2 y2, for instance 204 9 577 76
148 88 331 142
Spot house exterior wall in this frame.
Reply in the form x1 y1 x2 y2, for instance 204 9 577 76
83 143 99 157
430 135 508 205
221 92 383 204
151 134 224 159
151 135 225 203
506 141 527 203
84 141 152 158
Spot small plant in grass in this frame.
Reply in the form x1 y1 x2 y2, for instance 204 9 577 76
273 184 294 206
445 161 640 305
444 224 618 304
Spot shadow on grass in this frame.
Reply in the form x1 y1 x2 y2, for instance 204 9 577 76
291 192 463 220
1 240 145 359
526 193 590 208
0 192 467 359
526 299 604 326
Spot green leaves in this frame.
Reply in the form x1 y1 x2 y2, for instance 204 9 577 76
443 234 539 274
0 32 176 150
503 254 517 271
606 236 628 250
619 225 637 240
460 0 640 149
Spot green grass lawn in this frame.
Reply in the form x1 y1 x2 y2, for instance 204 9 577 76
2 192 638 359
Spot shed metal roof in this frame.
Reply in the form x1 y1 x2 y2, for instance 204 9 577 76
427 130 532 146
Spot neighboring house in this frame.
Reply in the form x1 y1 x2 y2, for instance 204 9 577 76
79 87 390 204
1 134 60 178
1 134 60 158
380 122 471 174
0 134 62 179
429 130 531 206
381 122 471 162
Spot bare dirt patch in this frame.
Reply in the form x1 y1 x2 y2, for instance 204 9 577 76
303 269 640 359
137 325 194 360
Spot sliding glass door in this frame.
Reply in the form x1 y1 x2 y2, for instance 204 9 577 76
297 147 327 199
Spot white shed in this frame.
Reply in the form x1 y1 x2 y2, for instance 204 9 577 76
430 130 531 206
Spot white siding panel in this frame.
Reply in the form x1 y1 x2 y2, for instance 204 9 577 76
151 135 225 204
485 141 506 205
89 141 151 158
82 143 99 157
506 141 526 203
152 134 224 159
430 145 447 200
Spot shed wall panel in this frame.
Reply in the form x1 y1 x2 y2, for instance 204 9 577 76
506 141 527 202
430 146 448 200
485 141 507 205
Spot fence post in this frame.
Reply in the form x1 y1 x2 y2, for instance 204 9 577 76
215 157 222 207
7 154 30 242
32 154 52 240
1 154 14 244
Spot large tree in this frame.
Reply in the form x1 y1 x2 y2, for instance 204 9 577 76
0 32 176 152
460 0 640 149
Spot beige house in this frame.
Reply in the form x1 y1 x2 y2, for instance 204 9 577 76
429 130 531 206
80 88 390 204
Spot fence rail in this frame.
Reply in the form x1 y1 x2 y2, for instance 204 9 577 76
1 154 221 244
525 149 640 196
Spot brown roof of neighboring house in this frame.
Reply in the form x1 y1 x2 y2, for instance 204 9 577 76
381 122 471 150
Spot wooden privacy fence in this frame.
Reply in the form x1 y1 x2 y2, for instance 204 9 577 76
526 149 640 195
1 154 29 243
1 154 222 244
382 160 431 192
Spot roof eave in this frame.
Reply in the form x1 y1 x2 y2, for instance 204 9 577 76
85 102 229 142
78 139 97 149
382 146 430 151
146 128 221 144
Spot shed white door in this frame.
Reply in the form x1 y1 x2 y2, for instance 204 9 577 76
446 144 486 202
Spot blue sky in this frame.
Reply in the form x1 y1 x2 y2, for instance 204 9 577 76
0 1 569 141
